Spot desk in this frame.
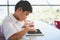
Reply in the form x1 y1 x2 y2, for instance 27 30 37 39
19 21 60 40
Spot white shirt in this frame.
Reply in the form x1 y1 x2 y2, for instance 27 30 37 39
2 14 25 40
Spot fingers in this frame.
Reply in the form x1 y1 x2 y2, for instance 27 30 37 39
24 20 34 25
23 25 37 32
28 27 37 32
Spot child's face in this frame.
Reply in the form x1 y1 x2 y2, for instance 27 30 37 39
18 11 30 21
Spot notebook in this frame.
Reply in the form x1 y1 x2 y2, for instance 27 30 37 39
26 29 44 36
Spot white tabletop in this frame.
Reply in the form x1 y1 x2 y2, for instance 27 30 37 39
19 20 60 40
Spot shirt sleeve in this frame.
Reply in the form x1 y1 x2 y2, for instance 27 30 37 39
2 21 18 40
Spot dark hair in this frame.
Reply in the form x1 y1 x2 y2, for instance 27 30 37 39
15 1 32 13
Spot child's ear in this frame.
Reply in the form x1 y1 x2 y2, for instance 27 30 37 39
15 7 23 14
18 7 23 12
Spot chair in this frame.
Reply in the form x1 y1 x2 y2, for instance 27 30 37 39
0 25 5 40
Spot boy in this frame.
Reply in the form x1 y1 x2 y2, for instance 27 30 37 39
2 1 37 40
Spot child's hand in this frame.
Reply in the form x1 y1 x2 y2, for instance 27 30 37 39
23 20 37 32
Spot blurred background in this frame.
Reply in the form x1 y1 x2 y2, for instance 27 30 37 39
0 0 60 26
